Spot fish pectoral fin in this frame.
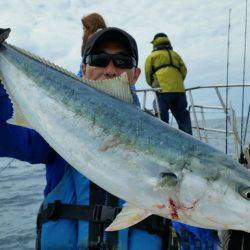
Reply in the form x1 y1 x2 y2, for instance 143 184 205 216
0 78 32 128
105 203 152 231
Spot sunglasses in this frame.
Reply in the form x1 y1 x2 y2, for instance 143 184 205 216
86 53 136 69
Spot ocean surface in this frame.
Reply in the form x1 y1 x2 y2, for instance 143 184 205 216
0 118 249 250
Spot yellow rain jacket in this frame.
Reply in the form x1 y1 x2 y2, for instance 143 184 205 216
145 37 187 93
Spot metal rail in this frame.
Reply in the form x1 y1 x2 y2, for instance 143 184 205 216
185 83 250 91
186 84 249 158
135 83 250 158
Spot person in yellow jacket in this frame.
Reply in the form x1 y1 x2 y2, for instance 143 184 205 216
145 33 192 135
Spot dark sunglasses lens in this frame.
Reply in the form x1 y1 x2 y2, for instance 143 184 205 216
113 56 134 69
87 54 136 69
88 54 110 67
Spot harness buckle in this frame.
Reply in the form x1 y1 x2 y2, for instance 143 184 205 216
92 205 103 222
89 240 109 250
92 205 121 223
46 200 62 221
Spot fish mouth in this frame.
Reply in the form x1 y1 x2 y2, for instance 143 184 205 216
179 203 250 232
178 213 242 231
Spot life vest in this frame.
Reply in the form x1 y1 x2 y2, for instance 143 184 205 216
151 46 181 75
144 46 187 93
37 164 169 250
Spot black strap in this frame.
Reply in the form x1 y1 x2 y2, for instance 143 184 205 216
103 192 119 249
166 50 174 69
36 203 44 250
37 200 121 224
37 200 170 249
228 230 250 250
88 182 119 250
152 63 171 75
152 49 181 76
37 201 169 235
167 50 181 72
89 182 106 249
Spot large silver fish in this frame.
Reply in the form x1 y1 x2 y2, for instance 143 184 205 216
0 30 250 232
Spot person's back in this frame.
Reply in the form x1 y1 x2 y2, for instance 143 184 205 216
145 33 187 93
148 49 185 92
145 32 192 135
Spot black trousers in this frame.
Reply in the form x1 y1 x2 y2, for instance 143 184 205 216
156 92 192 135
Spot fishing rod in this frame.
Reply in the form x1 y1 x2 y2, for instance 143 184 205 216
243 104 250 144
239 0 248 164
225 9 231 154
0 158 15 174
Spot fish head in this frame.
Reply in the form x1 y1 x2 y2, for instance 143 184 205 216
172 158 250 232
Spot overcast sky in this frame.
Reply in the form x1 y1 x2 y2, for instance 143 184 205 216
1 0 249 117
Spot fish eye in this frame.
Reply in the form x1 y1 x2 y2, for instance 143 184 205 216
160 172 177 179
239 187 250 200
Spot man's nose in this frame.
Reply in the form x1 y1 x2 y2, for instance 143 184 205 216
104 60 118 78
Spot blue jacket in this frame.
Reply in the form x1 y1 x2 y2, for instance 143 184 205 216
172 221 218 250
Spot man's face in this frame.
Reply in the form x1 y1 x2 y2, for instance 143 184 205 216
82 41 141 84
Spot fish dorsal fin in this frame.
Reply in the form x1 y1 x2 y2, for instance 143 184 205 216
0 77 31 128
4 43 134 105
105 203 151 231
86 73 134 104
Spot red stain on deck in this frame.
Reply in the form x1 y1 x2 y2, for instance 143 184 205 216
169 198 179 220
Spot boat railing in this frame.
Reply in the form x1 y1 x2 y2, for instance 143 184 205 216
135 88 161 118
135 83 250 159
186 83 250 158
